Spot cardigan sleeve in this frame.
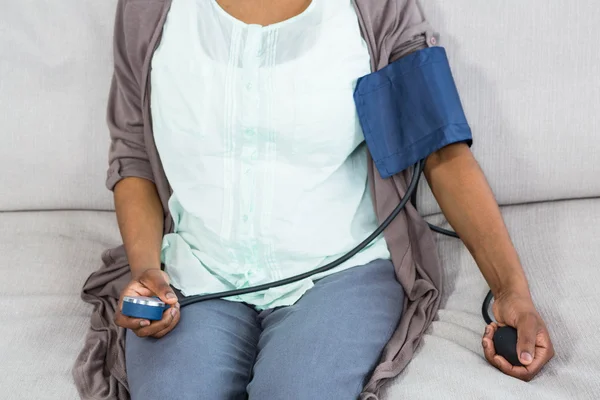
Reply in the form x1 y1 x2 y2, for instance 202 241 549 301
388 0 439 62
105 0 155 191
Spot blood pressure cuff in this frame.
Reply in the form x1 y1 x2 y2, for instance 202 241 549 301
354 47 473 179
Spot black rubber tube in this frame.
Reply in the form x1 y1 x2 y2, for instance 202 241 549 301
179 158 495 327
180 160 425 307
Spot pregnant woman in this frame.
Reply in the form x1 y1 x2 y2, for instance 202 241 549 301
95 0 555 398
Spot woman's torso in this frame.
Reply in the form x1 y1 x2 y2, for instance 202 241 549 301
151 0 390 309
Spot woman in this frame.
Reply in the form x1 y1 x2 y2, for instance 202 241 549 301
106 0 555 398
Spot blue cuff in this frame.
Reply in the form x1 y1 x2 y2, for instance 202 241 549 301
354 47 473 179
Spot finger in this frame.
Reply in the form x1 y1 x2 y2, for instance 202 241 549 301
118 285 154 311
484 315 554 381
482 323 499 365
492 355 535 381
483 323 526 378
126 284 154 299
139 271 178 305
516 313 539 366
114 311 151 330
536 325 555 357
519 329 556 378
483 322 498 340
152 306 181 339
135 306 178 338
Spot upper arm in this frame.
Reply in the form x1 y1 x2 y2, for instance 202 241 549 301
423 141 472 176
389 0 438 62
106 0 155 191
354 0 473 179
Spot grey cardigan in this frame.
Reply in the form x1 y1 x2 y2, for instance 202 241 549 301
73 1 443 399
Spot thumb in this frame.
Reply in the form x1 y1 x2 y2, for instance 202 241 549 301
516 314 538 366
139 270 178 305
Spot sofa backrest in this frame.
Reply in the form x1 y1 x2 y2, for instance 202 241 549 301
1 0 598 213
417 0 600 215
0 1 116 211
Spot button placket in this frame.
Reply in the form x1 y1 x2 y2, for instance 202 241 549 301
238 26 262 272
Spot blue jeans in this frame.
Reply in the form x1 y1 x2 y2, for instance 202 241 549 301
125 259 404 400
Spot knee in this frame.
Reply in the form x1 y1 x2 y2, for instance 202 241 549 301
129 373 243 400
248 365 362 400
128 380 173 400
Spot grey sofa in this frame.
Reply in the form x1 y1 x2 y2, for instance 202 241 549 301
2 0 599 399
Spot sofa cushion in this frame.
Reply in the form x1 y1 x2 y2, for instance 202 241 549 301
416 0 600 215
383 198 600 399
0 1 116 211
1 211 120 399
3 200 599 399
2 0 599 213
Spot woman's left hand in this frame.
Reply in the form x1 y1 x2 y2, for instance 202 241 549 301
481 290 555 381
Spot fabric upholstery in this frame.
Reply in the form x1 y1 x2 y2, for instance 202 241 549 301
2 201 598 399
0 1 116 211
382 199 600 399
415 0 600 215
2 0 599 213
1 211 120 399
2 0 600 398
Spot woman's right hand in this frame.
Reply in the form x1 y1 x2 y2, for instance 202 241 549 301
114 269 180 338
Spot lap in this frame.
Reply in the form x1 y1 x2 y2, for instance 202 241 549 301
125 299 260 400
247 259 404 400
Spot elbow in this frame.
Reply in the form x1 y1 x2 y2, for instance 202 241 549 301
106 158 155 191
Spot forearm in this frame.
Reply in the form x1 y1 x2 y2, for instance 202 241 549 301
114 177 164 278
423 144 530 298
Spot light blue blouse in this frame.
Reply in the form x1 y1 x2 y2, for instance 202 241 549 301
151 0 390 310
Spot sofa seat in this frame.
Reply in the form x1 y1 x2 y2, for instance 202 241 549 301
3 199 599 399
383 198 600 399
